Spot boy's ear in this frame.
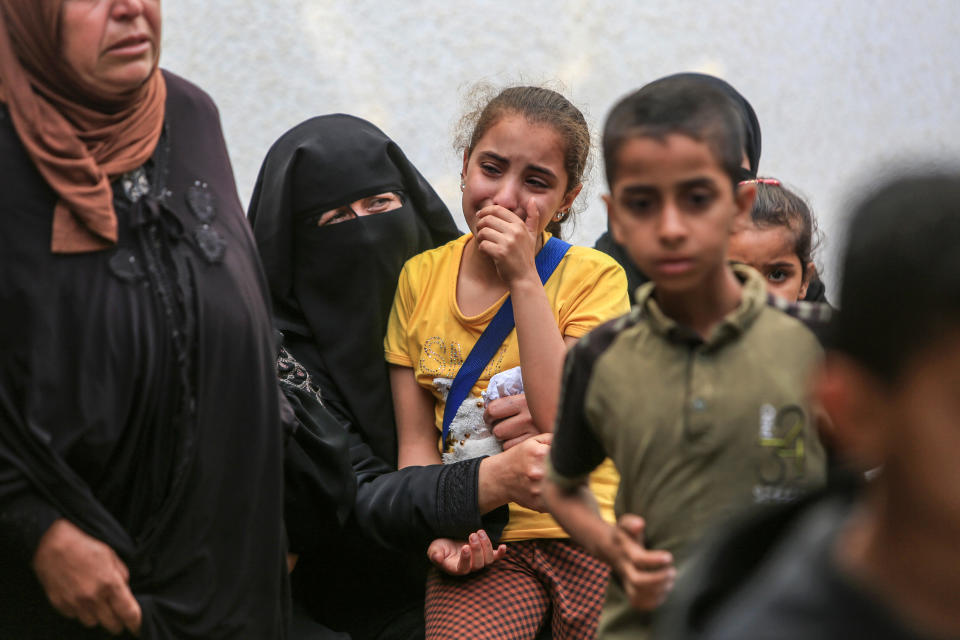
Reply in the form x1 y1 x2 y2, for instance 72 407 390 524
603 193 625 245
733 181 757 228
815 353 889 471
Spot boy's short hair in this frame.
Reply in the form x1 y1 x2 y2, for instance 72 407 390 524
602 75 747 188
834 173 960 383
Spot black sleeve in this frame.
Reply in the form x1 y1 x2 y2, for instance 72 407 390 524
0 489 61 563
0 384 63 563
277 346 502 552
279 382 356 556
550 318 622 487
352 430 507 548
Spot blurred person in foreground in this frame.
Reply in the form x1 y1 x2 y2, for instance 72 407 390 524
659 172 960 640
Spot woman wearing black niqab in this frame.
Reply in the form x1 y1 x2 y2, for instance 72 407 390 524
250 114 460 463
253 115 522 640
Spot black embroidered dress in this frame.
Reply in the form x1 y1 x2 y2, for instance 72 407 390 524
0 71 288 639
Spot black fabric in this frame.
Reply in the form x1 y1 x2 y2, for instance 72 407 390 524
657 483 935 640
277 346 356 556
277 341 506 553
595 73 762 297
277 344 507 640
249 114 460 464
593 232 649 301
803 273 830 304
0 71 288 638
666 73 762 176
250 115 486 640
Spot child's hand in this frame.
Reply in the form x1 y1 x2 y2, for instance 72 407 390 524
428 530 507 576
475 197 541 286
601 514 676 611
485 393 539 449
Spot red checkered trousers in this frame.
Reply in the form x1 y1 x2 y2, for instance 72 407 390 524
424 538 609 639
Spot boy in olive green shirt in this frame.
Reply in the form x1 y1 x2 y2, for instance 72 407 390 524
544 75 829 639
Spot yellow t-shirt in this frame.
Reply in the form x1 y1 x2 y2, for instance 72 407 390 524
384 232 628 541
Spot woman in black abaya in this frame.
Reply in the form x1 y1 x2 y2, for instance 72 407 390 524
251 114 460 464
0 1 308 637
252 115 462 640
250 115 554 639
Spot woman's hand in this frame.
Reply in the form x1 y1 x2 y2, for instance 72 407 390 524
33 519 142 636
485 393 538 449
478 432 552 513
428 530 506 576
474 198 541 286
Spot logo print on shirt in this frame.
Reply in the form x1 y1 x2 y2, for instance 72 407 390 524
419 337 506 380
756 403 807 485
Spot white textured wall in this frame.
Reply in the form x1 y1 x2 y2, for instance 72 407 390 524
162 0 960 295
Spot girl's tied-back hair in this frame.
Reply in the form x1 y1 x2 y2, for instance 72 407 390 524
740 178 820 278
457 85 590 239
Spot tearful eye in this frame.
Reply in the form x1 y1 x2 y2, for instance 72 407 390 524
480 163 502 176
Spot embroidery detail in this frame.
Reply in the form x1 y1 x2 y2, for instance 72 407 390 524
447 341 467 378
419 337 504 380
108 249 146 283
185 180 226 264
480 345 507 379
277 347 323 405
187 181 216 222
419 336 447 376
121 167 151 203
194 224 226 264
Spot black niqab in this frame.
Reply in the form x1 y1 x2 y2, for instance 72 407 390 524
666 72 762 176
249 114 460 463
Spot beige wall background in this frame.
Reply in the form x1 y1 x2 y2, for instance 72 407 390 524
162 0 960 296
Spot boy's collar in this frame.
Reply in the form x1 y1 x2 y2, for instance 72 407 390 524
635 263 768 348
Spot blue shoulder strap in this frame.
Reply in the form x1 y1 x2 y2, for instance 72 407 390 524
441 236 571 449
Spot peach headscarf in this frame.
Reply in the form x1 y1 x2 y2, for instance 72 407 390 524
0 0 166 253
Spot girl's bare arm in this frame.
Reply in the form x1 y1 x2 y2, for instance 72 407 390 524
510 277 576 432
390 365 442 468
475 200 573 433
